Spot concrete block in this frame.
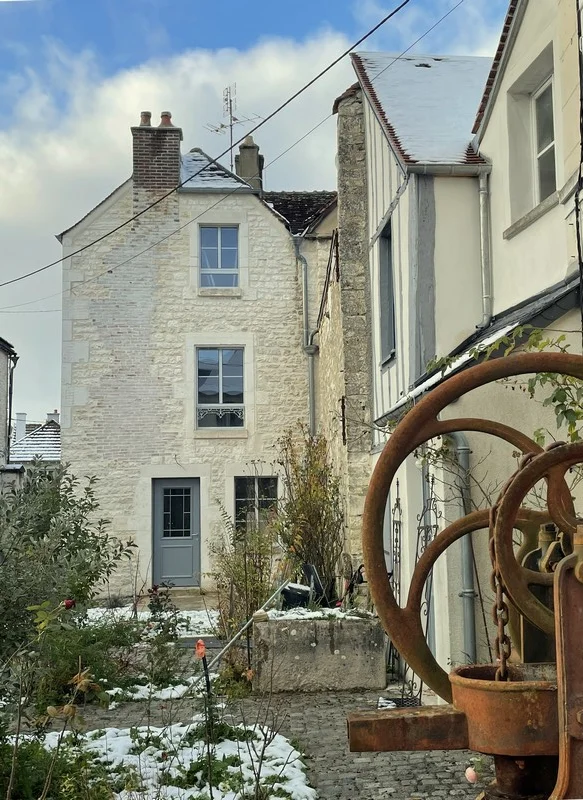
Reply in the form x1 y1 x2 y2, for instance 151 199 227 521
252 616 387 693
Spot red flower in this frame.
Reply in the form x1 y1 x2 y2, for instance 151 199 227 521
63 599 76 610
195 639 206 660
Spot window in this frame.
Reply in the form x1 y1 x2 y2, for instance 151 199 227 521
163 487 191 538
379 222 396 363
533 80 556 203
197 347 244 428
200 226 239 287
234 476 278 532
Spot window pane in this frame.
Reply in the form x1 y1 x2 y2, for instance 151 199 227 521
538 145 556 201
258 477 278 501
201 248 218 269
222 377 244 404
163 488 191 537
200 272 238 288
200 227 218 247
197 349 219 403
220 248 238 269
220 227 238 248
535 84 554 153
197 408 244 428
379 223 396 361
223 349 243 369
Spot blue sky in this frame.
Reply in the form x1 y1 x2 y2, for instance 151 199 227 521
0 0 508 420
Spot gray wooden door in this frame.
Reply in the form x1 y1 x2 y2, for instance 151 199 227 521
152 478 200 587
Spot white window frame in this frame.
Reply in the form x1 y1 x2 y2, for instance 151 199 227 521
234 475 278 532
196 347 244 429
199 225 239 288
531 77 556 205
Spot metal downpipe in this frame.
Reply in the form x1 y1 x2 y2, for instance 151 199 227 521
448 431 477 664
477 170 492 330
294 237 317 435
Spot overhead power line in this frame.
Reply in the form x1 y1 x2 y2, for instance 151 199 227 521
0 0 413 291
0 0 466 315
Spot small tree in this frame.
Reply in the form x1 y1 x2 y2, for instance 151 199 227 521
276 425 344 599
0 461 135 664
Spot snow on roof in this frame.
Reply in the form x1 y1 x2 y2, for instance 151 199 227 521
352 52 492 165
11 420 61 462
180 148 253 191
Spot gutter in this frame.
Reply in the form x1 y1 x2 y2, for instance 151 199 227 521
447 432 477 664
407 163 491 177
294 237 318 435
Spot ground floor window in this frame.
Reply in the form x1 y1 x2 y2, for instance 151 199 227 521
234 476 278 532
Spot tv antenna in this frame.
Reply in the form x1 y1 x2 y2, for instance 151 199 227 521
204 84 262 171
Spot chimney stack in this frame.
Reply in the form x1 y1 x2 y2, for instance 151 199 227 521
15 412 26 442
235 135 264 194
131 110 183 193
46 409 60 425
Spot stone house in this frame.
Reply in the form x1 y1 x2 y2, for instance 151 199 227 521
11 411 61 465
58 113 336 594
323 0 580 683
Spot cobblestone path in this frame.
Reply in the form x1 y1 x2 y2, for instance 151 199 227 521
82 689 487 800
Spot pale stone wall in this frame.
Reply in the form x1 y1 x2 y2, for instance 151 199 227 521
61 182 311 591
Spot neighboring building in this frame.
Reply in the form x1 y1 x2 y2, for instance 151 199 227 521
11 411 61 464
0 337 18 467
324 0 581 681
58 113 336 593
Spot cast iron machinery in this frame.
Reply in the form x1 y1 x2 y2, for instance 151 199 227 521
347 353 583 800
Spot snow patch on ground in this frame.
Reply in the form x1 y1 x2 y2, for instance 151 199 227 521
43 721 316 800
85 607 219 638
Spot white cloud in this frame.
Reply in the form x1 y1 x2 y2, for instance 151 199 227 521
0 34 353 420
352 0 505 57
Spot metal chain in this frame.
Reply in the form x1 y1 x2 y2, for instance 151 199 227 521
488 455 535 681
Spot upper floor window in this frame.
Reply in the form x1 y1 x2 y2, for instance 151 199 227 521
533 80 556 203
197 347 244 428
379 221 396 364
234 476 278 533
200 226 239 287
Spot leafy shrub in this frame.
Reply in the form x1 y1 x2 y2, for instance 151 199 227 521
0 461 135 663
32 618 143 712
210 504 278 639
276 425 344 597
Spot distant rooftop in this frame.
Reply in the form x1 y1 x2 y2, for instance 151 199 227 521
352 52 492 165
11 420 61 463
180 149 252 191
263 191 337 235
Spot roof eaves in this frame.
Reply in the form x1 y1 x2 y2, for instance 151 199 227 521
375 272 579 425
303 195 338 235
472 0 525 136
351 53 410 172
0 337 16 357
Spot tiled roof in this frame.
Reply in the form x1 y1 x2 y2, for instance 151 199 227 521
180 149 252 191
472 0 521 134
262 191 337 235
352 52 491 165
11 420 61 462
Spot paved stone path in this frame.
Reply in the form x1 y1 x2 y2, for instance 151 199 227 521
82 689 490 800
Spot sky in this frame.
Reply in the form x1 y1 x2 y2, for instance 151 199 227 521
0 0 508 423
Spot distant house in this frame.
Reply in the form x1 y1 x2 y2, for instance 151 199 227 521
58 113 336 594
11 411 61 465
